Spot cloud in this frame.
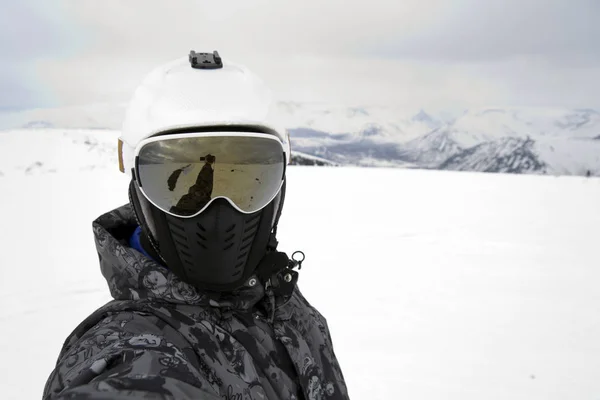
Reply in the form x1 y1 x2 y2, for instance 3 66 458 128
369 0 600 63
0 64 43 110
0 0 88 108
4 0 600 111
61 0 600 62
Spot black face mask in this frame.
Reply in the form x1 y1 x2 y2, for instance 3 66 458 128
129 179 286 292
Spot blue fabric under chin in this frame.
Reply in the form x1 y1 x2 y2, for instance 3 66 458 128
129 226 155 261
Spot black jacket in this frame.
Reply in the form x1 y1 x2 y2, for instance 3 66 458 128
43 205 349 399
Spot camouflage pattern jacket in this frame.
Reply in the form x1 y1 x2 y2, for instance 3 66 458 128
43 205 349 400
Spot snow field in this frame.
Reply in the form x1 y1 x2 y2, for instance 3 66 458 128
0 131 599 399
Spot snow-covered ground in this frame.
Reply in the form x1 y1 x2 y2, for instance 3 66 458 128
1 129 600 399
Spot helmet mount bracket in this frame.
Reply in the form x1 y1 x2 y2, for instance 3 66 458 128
189 50 223 69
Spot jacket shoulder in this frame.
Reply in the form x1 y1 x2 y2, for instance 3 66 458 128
274 285 350 399
44 301 218 399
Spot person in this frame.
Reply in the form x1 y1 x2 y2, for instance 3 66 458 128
169 154 216 215
43 51 349 400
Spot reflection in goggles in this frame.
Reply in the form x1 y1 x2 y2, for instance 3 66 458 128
137 135 285 217
167 154 215 216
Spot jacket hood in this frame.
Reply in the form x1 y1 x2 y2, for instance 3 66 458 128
93 204 265 311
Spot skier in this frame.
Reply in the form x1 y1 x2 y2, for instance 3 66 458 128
169 154 216 215
43 51 349 400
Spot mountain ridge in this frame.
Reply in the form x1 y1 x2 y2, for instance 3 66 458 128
1 103 599 176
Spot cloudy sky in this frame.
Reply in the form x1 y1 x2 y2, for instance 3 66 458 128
3 0 600 113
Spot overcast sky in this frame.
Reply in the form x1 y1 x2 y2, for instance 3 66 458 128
3 0 600 113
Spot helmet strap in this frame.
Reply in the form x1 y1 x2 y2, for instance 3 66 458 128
266 178 286 251
128 180 166 264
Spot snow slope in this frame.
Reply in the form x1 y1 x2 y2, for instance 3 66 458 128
0 129 119 175
1 129 600 399
535 137 600 176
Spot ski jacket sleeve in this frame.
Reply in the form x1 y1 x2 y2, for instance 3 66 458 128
43 310 220 400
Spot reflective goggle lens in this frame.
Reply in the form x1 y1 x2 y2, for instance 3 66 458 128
136 134 285 217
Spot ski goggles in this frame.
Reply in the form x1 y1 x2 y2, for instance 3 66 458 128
132 132 286 218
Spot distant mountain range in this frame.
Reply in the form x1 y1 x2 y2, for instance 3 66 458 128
1 103 598 176
290 151 339 166
281 104 600 176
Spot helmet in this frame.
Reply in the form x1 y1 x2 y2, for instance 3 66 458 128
120 51 290 292
119 52 290 174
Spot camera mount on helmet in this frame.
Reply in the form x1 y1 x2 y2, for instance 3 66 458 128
189 50 223 69
200 154 216 164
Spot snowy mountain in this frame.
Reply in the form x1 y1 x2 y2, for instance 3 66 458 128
289 128 410 167
448 108 600 147
284 106 600 176
1 103 599 176
274 102 439 143
439 137 546 174
411 109 440 128
396 128 463 167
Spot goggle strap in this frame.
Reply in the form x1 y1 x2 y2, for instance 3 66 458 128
118 138 125 173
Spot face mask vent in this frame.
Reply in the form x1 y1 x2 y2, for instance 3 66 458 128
167 219 193 266
163 200 264 286
222 223 236 251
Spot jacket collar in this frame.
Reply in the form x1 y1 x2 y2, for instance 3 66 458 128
93 204 265 311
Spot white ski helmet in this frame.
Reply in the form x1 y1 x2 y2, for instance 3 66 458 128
121 51 292 292
118 51 290 175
